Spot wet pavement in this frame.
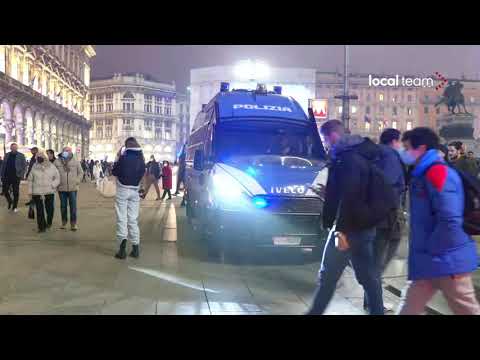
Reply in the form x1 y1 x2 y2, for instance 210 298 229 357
0 178 475 315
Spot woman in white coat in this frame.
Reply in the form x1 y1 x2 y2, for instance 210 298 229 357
93 161 103 188
27 149 60 233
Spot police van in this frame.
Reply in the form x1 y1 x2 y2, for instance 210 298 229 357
185 83 329 257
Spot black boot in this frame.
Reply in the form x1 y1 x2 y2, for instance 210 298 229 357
115 239 127 259
130 244 139 258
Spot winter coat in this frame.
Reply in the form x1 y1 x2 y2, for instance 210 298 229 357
93 164 103 179
0 151 27 179
408 149 477 281
451 155 479 178
378 144 406 208
112 148 145 188
54 156 84 192
323 135 382 235
161 165 173 190
28 162 60 196
146 161 161 179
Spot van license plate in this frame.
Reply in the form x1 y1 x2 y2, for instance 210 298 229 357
273 236 301 246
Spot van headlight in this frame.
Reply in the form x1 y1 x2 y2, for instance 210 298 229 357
210 172 252 210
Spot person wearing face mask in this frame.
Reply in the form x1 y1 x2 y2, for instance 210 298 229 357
0 143 27 213
397 127 480 315
54 147 83 231
141 155 161 200
161 160 173 200
27 149 60 232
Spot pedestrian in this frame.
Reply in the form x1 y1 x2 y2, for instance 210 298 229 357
54 146 83 231
448 141 479 177
161 160 173 200
362 128 407 312
174 143 187 196
46 149 56 163
112 137 145 259
89 159 95 181
0 143 27 213
397 127 480 315
81 159 88 182
93 161 103 187
25 147 39 179
437 144 450 163
141 155 161 200
27 149 60 233
0 156 3 196
306 120 397 315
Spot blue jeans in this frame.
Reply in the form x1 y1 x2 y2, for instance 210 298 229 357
59 191 77 225
307 228 384 315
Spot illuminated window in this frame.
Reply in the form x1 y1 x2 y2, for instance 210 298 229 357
338 106 342 114
122 92 135 113
365 122 371 132
392 95 397 103
406 121 413 130
144 94 153 113
407 107 412 115
392 121 398 129
392 106 397 116
351 106 357 114
378 121 384 132
379 93 384 101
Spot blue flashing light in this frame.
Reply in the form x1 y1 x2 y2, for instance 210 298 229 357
220 82 230 92
245 166 257 177
273 86 282 94
252 196 268 209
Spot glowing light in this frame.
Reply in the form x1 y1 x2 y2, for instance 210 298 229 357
233 60 270 81
252 196 268 209
245 166 257 177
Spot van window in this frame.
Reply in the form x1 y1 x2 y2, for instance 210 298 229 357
215 120 323 162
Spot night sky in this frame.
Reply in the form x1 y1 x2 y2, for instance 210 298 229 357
91 45 480 93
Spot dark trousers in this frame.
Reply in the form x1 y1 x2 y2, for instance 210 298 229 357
307 228 384 315
364 210 403 310
161 189 172 199
3 176 20 209
175 171 185 194
59 191 77 225
32 194 55 230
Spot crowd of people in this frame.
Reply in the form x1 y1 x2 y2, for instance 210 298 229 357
307 120 480 315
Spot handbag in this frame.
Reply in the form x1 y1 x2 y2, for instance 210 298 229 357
28 203 35 220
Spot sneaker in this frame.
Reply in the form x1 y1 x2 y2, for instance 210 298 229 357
13 208 18 213
71 224 78 231
60 223 67 229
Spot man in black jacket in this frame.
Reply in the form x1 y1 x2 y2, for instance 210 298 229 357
112 137 146 259
307 120 385 315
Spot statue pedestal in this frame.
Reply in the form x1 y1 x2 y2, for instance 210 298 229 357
437 113 480 154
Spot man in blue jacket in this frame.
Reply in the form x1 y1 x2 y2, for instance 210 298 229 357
398 127 480 315
112 137 146 259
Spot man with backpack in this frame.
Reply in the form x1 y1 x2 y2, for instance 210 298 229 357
397 128 480 315
307 120 397 315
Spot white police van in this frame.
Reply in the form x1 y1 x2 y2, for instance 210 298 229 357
185 83 329 258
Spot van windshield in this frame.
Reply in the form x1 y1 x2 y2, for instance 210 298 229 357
215 120 325 162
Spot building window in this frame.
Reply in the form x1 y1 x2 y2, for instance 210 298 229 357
351 106 357 114
144 119 152 131
164 121 172 140
96 103 104 113
165 99 172 116
365 122 371 132
424 106 429 114
105 127 112 138
96 128 103 139
392 95 397 103
379 106 384 114
89 94 94 102
392 106 397 116
155 128 162 139
408 95 413 102
407 107 412 115
106 103 113 112
144 94 153 113
366 93 371 102
392 121 397 129
425 95 429 102
378 120 384 132
365 106 370 114
106 93 113 112
89 104 94 114
379 93 384 102
406 121 413 130
96 94 104 102
155 119 161 128
122 92 135 113
96 120 103 127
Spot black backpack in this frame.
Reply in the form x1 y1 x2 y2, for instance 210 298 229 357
427 162 480 235
362 156 399 229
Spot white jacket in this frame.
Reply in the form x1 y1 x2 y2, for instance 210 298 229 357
28 162 61 196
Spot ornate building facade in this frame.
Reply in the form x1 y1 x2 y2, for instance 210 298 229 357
176 91 190 154
89 73 179 162
0 45 95 158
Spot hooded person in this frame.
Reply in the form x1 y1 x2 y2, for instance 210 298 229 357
112 137 146 259
54 146 83 231
27 149 60 232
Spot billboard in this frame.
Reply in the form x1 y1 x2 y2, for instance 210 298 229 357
309 99 328 120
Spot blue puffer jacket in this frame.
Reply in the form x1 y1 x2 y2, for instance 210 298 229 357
408 149 478 280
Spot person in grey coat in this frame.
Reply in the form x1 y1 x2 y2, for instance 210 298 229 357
0 143 27 212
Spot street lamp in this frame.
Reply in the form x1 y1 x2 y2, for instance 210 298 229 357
233 60 270 82
334 45 358 132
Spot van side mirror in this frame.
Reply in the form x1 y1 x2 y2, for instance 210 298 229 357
194 150 204 171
